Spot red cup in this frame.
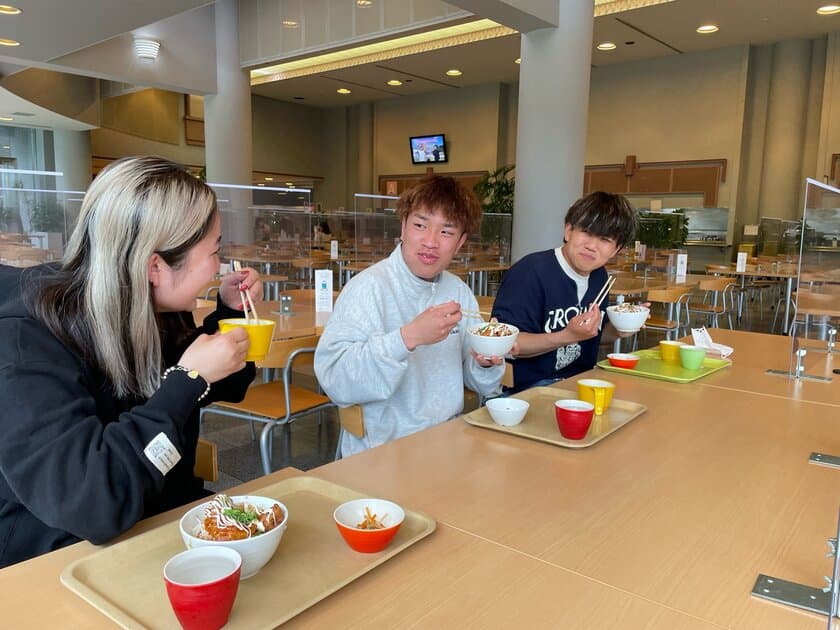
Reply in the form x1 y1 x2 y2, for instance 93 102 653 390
164 547 241 630
554 399 595 440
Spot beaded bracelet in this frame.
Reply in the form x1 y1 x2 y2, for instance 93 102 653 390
162 365 211 401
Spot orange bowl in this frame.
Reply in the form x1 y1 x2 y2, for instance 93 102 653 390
607 353 639 369
333 499 404 553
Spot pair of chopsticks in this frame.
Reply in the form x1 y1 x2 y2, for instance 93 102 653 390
580 275 616 325
232 261 258 322
461 309 485 321
591 274 616 310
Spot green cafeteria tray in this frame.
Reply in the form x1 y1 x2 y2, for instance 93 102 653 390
596 348 731 383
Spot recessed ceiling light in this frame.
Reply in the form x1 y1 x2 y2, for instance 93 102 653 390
257 183 265 186
286 182 295 187
282 19 298 28
514 58 521 64
696 24 719 34
817 4 840 15
2 145 9 149
0 116 13 121
264 176 273 181
0 38 20 47
356 0 373 6
446 69 462 76
386 79 403 86
596 41 617 51
336 88 352 94
0 5 22 15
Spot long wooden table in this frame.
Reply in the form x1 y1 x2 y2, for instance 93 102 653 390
1 330 838 628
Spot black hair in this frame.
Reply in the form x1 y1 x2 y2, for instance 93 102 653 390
565 191 636 249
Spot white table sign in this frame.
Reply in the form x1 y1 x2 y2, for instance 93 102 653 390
315 270 334 312
736 252 748 272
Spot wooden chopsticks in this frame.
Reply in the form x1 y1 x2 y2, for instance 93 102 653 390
232 261 258 322
591 274 616 309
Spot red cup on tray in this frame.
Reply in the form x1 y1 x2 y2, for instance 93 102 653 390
163 546 242 630
554 399 595 440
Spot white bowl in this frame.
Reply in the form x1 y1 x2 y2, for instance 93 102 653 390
485 398 529 426
466 323 519 357
179 495 288 579
605 305 650 333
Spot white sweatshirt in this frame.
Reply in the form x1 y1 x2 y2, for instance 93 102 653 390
314 245 504 457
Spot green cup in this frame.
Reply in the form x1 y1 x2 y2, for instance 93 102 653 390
679 345 707 370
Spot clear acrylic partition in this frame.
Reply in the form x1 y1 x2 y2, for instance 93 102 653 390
0 167 84 266
210 183 324 289
789 179 840 376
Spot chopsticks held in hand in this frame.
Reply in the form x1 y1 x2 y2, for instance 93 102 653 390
461 309 485 321
591 274 616 309
231 261 258 323
581 274 615 325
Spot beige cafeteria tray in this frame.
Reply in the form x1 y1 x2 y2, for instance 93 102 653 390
61 476 436 629
464 386 647 449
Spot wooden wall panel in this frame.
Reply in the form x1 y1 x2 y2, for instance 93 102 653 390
378 171 486 197
671 167 719 206
586 170 626 193
629 169 670 193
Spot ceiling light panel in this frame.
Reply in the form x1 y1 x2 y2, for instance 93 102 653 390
817 5 840 15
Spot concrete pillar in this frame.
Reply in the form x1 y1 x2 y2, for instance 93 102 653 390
53 129 91 193
356 103 374 197
52 129 91 235
758 39 812 220
204 0 253 244
512 0 593 261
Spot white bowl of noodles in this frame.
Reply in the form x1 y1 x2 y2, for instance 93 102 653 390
179 494 288 579
466 322 519 357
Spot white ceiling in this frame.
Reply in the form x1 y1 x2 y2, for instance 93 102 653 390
3 0 840 122
253 0 840 108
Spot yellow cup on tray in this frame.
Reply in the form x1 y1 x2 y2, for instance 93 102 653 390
659 340 684 364
576 378 615 416
218 318 276 362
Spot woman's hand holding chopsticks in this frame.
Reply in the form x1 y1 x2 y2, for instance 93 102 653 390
219 265 263 316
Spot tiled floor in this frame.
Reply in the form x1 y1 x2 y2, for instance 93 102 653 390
201 286 788 491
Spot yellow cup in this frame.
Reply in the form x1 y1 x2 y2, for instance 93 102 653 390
218 318 276 362
576 378 615 416
659 340 685 364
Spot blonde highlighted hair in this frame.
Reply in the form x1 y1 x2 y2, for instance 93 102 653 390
27 156 218 398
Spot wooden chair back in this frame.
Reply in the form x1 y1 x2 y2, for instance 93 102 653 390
647 287 691 304
698 277 736 292
194 438 218 482
256 334 320 370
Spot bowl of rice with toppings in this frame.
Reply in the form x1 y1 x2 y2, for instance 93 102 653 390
179 494 288 578
466 321 519 357
605 303 650 333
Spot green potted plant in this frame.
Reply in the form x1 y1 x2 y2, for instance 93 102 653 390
474 165 515 215
28 199 66 234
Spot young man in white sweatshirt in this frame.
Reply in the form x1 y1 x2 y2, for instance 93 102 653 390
314 175 508 457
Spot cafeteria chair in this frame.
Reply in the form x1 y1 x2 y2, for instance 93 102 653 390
200 334 335 476
643 287 692 341
194 438 218 482
686 277 738 329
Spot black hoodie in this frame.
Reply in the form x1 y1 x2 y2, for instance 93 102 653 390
0 264 254 567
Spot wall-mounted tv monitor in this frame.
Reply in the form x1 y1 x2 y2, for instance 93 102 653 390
410 134 448 165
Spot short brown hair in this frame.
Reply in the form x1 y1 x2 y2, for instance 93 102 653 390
396 175 482 236
565 191 637 249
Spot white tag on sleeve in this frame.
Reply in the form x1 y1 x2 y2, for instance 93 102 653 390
143 432 182 476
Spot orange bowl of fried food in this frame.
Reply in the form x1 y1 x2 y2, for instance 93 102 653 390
179 494 288 579
333 498 405 553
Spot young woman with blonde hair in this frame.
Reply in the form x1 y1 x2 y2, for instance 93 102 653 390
0 156 262 567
